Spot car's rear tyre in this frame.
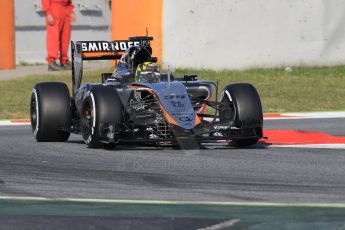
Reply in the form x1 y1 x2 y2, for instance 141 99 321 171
81 86 123 148
30 82 71 142
220 83 263 147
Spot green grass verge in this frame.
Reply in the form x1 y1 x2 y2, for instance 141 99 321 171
1 66 345 119
0 69 103 120
176 66 345 113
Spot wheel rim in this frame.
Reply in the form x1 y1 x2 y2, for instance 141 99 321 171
220 94 236 122
81 102 93 141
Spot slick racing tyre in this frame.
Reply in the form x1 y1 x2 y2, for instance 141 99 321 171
220 83 263 147
81 86 123 148
30 82 71 142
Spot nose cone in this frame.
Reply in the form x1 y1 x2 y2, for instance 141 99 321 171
156 83 196 130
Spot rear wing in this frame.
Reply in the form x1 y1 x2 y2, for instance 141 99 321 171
71 36 153 95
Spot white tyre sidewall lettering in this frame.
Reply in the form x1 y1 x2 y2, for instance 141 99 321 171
91 93 96 135
221 89 236 121
85 93 96 145
224 90 232 102
32 88 39 137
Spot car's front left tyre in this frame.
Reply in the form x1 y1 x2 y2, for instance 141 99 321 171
220 83 263 147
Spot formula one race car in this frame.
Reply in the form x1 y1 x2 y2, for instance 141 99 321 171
30 36 263 148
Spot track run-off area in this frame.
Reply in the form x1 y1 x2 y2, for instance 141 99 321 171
1 112 345 229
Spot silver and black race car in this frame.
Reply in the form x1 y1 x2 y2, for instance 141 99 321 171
30 36 263 148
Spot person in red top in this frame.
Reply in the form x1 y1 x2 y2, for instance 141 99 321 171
41 0 76 71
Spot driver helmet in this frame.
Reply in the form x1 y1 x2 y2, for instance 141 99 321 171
135 62 161 83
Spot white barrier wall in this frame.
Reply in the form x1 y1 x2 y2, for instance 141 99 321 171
163 0 345 69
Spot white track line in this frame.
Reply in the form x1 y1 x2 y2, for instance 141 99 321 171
269 144 345 149
265 112 345 120
0 121 30 126
286 112 345 118
1 196 345 208
197 219 240 230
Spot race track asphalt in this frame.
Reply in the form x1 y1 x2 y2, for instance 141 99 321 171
1 118 345 203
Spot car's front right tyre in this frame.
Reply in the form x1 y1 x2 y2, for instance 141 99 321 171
80 86 123 148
